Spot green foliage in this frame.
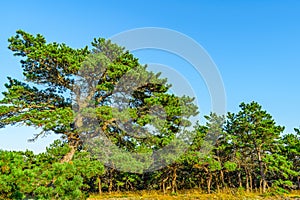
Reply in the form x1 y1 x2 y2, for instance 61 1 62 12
224 161 237 172
1 30 198 172
0 30 299 197
0 140 104 199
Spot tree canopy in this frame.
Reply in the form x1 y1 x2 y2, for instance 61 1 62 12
0 31 299 199
0 30 198 167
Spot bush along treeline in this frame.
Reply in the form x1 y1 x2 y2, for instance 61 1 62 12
0 30 299 199
0 141 104 199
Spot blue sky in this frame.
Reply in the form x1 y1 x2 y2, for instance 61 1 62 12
0 0 299 153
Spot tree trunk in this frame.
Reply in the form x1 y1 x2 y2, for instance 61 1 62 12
244 167 250 192
60 133 80 163
227 172 233 188
259 179 263 193
246 172 249 192
126 180 133 191
220 170 226 188
238 170 242 188
108 168 114 194
200 175 205 190
171 166 177 193
60 143 76 163
215 174 220 192
249 173 253 192
207 173 212 194
162 177 168 195
257 150 266 193
98 176 102 195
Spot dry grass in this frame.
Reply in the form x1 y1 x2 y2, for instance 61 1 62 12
88 189 300 200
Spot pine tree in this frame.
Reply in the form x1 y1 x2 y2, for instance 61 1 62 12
0 30 198 168
226 101 285 193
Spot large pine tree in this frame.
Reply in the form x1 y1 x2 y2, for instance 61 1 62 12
0 30 198 167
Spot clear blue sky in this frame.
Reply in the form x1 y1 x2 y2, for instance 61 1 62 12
0 0 299 153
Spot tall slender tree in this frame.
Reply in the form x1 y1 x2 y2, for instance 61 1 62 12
225 101 285 193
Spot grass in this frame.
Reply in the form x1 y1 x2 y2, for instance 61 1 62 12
88 189 300 200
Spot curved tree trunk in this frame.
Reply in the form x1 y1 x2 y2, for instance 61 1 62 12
171 166 177 193
60 132 80 163
162 177 168 195
60 144 76 163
